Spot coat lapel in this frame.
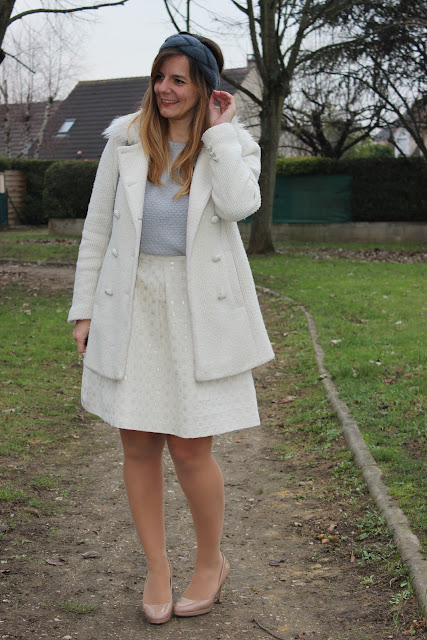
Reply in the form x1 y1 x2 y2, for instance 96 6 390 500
186 148 212 254
117 143 148 230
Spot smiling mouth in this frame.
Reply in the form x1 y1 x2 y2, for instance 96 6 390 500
161 99 178 105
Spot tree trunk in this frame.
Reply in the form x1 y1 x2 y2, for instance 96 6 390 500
247 90 283 254
0 0 15 66
34 96 53 159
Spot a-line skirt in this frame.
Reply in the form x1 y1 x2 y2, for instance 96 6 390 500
81 253 260 438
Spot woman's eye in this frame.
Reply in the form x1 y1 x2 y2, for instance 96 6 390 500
175 78 185 85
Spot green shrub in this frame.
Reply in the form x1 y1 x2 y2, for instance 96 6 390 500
43 161 98 219
276 156 427 222
0 157 55 224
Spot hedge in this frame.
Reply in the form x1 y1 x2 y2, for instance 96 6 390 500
0 157 55 224
42 161 98 219
1 154 426 225
276 156 427 222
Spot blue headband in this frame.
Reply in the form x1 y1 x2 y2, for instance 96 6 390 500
159 34 220 94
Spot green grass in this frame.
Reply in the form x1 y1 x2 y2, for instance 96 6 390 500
0 283 83 460
0 228 79 263
59 600 98 614
250 252 427 552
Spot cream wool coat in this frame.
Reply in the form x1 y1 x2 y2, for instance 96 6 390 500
68 112 274 382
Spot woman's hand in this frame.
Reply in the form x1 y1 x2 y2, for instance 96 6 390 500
208 91 236 127
73 319 91 353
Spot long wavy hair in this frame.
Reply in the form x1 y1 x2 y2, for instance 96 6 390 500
132 34 224 199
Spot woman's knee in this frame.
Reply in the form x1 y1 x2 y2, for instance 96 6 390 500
167 435 213 472
120 429 165 462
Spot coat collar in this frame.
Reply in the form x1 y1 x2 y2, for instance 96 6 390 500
117 141 212 253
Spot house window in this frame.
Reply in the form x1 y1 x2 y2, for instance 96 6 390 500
56 119 76 136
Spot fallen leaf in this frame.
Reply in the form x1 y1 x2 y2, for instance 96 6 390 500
45 557 66 566
330 339 342 345
82 551 100 559
279 396 296 404
269 556 286 566
350 551 355 563
383 378 395 384
23 507 40 517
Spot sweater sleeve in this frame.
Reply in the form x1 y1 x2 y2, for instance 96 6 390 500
201 121 261 222
68 137 119 324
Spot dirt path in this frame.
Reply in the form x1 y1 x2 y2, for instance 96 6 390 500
1 262 425 639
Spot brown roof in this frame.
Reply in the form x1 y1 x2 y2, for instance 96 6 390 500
35 68 251 160
0 101 60 158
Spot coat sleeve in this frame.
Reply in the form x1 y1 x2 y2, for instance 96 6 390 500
68 137 120 324
201 121 261 222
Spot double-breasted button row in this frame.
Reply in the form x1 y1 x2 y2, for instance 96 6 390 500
105 288 113 296
111 248 118 257
218 292 227 300
211 215 219 224
113 209 120 219
212 254 221 262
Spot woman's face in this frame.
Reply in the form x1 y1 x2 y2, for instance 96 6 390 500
153 55 200 127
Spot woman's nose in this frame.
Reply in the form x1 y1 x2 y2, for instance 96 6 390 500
159 77 171 92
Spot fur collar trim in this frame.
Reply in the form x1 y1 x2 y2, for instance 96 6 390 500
103 111 141 144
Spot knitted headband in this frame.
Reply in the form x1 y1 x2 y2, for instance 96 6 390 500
159 34 220 94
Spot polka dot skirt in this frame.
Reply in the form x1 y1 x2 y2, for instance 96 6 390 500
81 253 260 438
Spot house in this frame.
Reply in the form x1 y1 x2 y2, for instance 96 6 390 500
376 96 427 158
32 67 252 161
0 100 60 158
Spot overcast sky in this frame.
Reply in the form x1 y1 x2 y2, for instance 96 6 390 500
78 0 252 81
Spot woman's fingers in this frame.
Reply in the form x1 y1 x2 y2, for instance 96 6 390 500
209 91 236 125
73 319 91 353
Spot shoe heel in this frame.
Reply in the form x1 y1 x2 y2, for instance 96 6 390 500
215 584 223 603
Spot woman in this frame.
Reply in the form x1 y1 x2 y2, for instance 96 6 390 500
69 32 274 624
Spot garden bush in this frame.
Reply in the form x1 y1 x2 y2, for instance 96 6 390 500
0 157 55 224
42 161 98 219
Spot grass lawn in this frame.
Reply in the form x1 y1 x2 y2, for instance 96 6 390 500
251 251 427 552
0 228 79 263
1 230 425 555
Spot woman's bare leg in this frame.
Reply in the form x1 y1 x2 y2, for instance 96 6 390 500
119 429 171 604
167 435 225 599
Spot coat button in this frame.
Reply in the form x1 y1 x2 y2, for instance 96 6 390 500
105 288 113 296
212 254 221 262
218 292 227 300
111 248 118 257
113 209 120 219
210 215 219 224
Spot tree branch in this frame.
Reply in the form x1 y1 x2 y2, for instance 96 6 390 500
8 1 131 26
222 71 262 107
162 0 181 32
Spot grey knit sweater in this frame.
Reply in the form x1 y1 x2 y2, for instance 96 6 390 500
140 141 188 256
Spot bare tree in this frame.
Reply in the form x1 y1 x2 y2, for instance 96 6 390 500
330 0 427 159
1 12 81 157
0 0 131 66
164 0 367 253
1 0 131 158
281 71 386 158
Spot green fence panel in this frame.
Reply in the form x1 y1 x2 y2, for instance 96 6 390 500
273 174 352 223
0 192 8 225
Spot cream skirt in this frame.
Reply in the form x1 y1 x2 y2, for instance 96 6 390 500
81 253 260 438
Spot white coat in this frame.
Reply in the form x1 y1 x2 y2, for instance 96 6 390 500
68 112 274 381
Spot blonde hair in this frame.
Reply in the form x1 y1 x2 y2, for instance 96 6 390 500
132 37 223 199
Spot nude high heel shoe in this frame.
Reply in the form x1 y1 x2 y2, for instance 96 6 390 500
173 552 230 617
142 559 173 624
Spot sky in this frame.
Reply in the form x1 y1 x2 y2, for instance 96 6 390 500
76 0 252 81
